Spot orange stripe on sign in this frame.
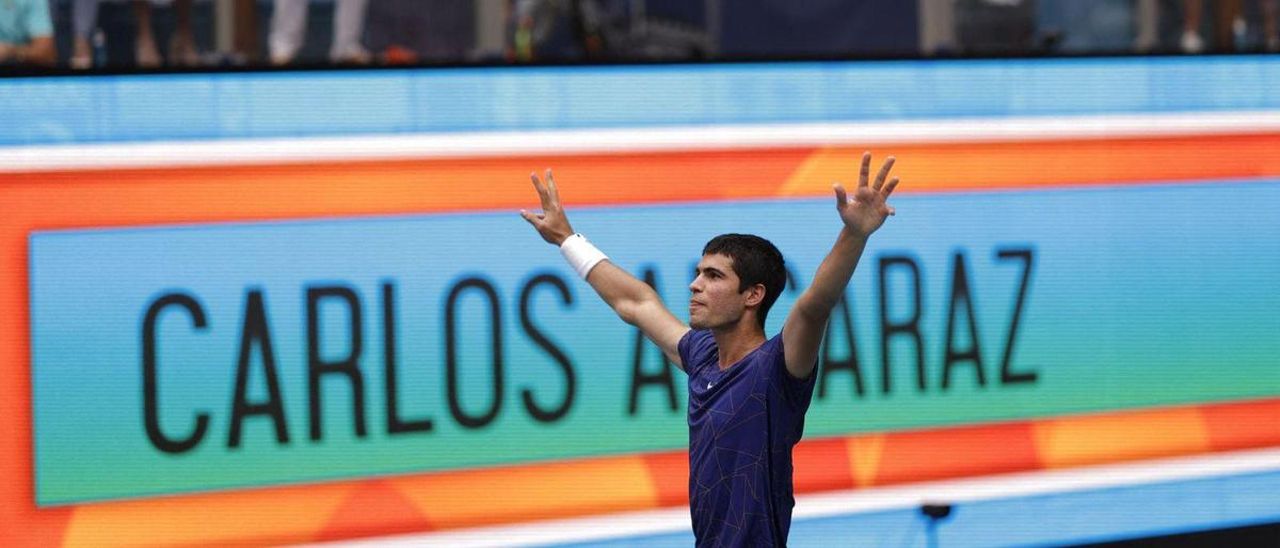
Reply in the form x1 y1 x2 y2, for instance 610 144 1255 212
781 133 1280 196
0 148 816 232
642 450 692 507
11 396 1276 547
388 455 659 530
1032 407 1211 469
869 421 1040 486
793 436 855 492
60 483 353 548
1202 397 1280 452
313 480 435 543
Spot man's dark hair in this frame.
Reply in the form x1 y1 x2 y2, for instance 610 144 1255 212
702 234 787 329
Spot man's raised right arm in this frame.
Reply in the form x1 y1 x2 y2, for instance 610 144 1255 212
519 170 690 369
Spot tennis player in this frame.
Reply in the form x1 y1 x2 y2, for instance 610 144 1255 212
520 152 900 547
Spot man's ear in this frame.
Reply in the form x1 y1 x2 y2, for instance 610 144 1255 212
744 283 767 308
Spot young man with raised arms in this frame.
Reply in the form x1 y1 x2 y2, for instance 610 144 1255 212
520 152 901 547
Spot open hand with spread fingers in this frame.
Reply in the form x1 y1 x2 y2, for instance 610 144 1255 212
833 152 900 238
520 169 576 245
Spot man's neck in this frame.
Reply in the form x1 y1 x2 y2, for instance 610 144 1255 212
710 321 767 370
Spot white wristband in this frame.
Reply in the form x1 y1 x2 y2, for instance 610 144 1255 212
559 233 608 280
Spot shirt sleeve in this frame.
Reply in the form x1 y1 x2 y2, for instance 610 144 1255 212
770 334 817 407
678 329 713 375
26 0 54 38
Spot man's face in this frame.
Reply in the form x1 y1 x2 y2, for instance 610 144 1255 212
688 253 758 330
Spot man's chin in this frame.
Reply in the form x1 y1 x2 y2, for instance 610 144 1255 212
689 317 707 330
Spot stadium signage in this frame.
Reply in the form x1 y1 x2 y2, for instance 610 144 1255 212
32 183 1280 505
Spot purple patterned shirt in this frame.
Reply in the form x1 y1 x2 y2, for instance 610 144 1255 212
678 329 818 547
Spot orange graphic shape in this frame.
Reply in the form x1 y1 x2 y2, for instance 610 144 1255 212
1202 397 1280 451
313 480 434 543
643 450 692 507
1033 407 1210 469
793 436 854 492
874 421 1040 486
846 434 886 488
0 506 71 548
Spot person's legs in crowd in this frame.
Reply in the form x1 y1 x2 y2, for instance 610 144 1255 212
1036 0 1132 53
168 0 199 66
133 0 162 67
330 0 371 63
367 0 420 64
233 0 262 63
1134 0 1159 52
71 0 101 68
1213 0 1241 51
133 0 201 67
1262 0 1279 50
1181 0 1205 52
269 0 308 64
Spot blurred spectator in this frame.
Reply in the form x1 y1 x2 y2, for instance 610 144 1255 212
366 0 475 64
719 0 913 58
1035 0 1133 53
1181 0 1208 52
0 0 56 66
1133 0 1203 52
1139 0 1280 53
230 0 262 64
134 0 200 66
1134 0 1158 51
1266 0 1280 50
506 0 711 62
270 0 370 64
954 0 1036 54
919 0 958 55
70 0 99 67
508 0 612 61
1199 0 1280 51
70 0 200 69
0 0 55 65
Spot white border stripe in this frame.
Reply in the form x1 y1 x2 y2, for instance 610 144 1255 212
303 447 1280 548
6 111 1280 173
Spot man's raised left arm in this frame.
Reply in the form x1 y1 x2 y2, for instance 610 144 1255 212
782 152 900 379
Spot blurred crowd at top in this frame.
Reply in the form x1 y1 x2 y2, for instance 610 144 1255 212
1 0 1277 71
